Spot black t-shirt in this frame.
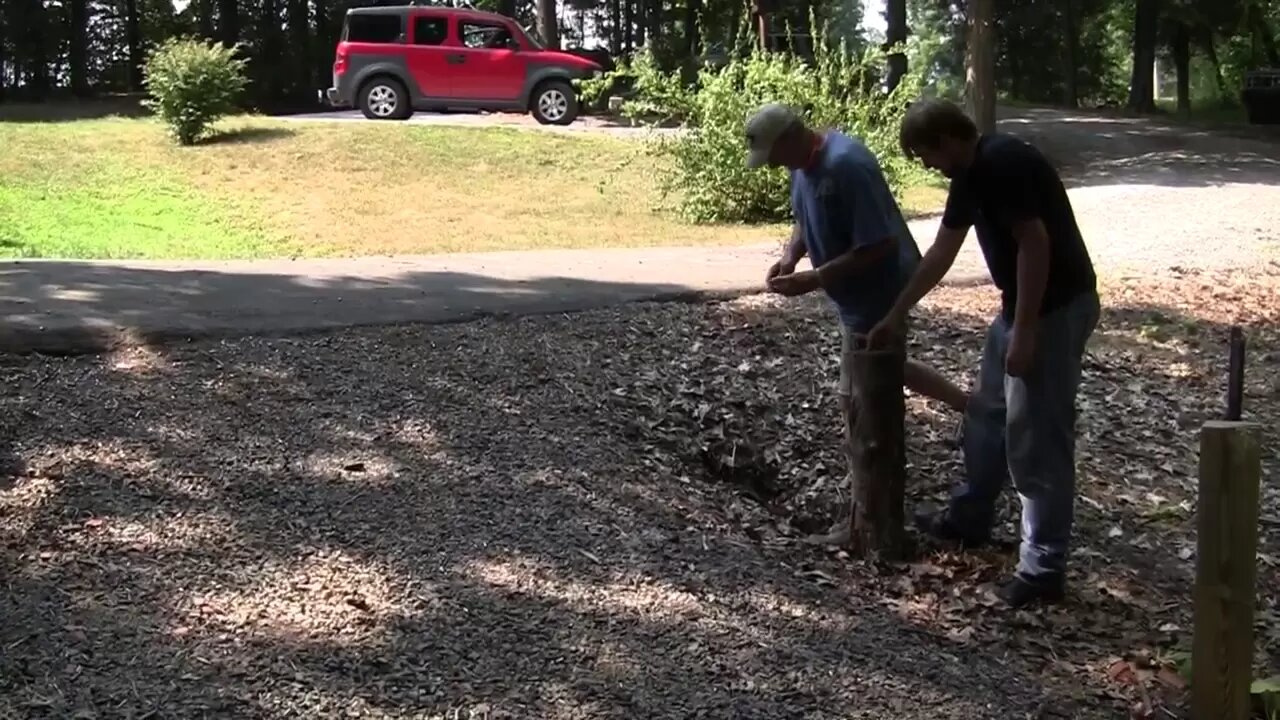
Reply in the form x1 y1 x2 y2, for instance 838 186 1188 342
941 132 1096 321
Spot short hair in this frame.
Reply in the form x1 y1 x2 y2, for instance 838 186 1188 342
899 98 979 158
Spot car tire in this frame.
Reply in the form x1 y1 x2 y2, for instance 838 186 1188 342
530 80 578 126
359 77 413 121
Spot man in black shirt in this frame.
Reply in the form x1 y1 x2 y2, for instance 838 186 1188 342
869 99 1100 608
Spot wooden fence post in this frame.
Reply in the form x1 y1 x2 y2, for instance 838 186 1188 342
847 347 907 559
1192 419 1262 720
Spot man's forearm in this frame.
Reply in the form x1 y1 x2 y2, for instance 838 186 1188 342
816 237 893 288
1012 225 1050 331
782 225 807 266
888 229 964 317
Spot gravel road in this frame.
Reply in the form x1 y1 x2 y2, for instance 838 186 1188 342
916 106 1280 281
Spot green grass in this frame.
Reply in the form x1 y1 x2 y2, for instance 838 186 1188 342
0 115 946 260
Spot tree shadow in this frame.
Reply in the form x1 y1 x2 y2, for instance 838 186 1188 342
197 126 298 145
0 96 151 123
0 257 785 354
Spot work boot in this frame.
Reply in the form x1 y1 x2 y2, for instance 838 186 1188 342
997 574 1066 609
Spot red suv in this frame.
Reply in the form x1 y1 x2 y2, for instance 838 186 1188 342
324 5 603 125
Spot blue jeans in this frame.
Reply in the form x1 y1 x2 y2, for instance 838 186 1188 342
948 290 1100 581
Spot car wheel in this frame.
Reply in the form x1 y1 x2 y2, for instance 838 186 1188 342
531 80 578 126
359 78 412 121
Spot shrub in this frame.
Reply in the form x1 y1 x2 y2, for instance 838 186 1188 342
601 16 931 224
143 37 249 145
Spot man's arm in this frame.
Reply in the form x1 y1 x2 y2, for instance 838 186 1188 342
1010 218 1050 333
816 235 895 288
782 223 807 267
885 224 967 319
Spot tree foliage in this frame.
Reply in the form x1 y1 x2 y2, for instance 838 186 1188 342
0 0 1275 117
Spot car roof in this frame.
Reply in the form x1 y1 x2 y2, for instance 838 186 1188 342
347 3 511 23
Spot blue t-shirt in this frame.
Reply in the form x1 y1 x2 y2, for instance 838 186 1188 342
790 131 921 333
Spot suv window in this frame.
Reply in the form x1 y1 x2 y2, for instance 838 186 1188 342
345 14 402 43
460 20 514 50
412 16 448 45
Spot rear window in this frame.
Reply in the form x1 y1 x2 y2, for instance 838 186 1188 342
344 14 403 43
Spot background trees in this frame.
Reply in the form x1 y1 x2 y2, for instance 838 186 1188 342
0 0 1275 115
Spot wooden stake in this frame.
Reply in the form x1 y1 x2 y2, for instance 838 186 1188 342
1192 420 1262 720
847 347 907 559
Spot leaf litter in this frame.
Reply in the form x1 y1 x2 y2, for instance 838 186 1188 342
1 266 1279 718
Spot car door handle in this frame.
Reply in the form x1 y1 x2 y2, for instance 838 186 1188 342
447 54 466 64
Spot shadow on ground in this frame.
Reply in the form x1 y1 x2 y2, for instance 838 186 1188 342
0 96 151 122
0 261 764 355
198 126 299 145
4 271 1279 719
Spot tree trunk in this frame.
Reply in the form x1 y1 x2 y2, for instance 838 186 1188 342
314 0 331 90
1172 21 1190 116
69 0 89 96
537 0 559 49
684 0 701 57
498 0 516 17
847 349 908 559
287 0 310 104
218 0 240 48
635 0 647 47
25 0 50 98
0 0 8 102
1127 0 1159 112
884 0 907 91
196 0 215 39
608 0 622 52
1060 0 1078 108
965 0 996 134
647 0 662 46
1196 29 1228 105
623 0 634 51
125 0 143 90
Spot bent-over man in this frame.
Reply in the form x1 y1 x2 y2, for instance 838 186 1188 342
744 102 968 542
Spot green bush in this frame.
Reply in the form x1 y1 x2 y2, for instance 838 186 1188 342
601 17 931 224
143 37 249 145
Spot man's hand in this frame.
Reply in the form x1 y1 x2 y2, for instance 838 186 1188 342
1005 325 1036 377
867 310 906 349
768 269 822 297
766 259 796 286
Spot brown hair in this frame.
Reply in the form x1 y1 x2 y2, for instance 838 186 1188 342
898 98 979 158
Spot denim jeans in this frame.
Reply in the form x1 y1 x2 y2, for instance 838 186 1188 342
948 290 1100 581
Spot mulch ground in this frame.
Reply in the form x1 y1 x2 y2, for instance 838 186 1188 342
3 267 1279 719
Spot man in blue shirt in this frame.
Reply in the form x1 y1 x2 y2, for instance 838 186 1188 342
869 98 1100 609
744 103 968 544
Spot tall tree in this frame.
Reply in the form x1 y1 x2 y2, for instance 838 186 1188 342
1061 0 1079 107
218 0 240 47
69 0 90 96
537 0 559 48
125 0 144 90
884 0 907 91
965 0 996 133
1127 0 1160 112
1171 19 1191 114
